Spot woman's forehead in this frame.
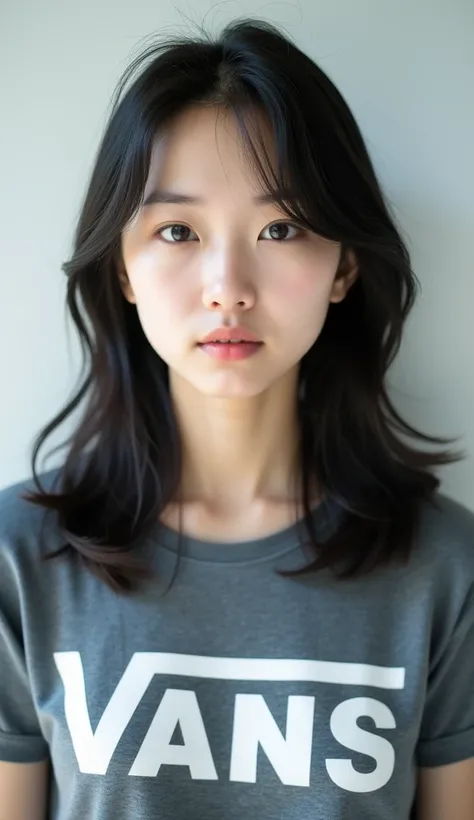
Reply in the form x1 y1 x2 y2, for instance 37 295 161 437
143 105 278 200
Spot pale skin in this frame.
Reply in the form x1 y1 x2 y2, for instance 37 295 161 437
119 103 359 539
2 104 471 817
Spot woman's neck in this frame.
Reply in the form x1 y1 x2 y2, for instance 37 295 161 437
169 367 304 516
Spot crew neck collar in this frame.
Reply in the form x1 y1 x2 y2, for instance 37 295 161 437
150 496 343 565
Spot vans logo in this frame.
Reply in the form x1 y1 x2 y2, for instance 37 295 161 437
54 651 405 793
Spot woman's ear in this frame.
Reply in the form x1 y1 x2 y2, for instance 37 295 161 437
117 260 136 304
329 248 359 304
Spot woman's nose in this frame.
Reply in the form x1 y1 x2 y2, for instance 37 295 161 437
201 245 257 311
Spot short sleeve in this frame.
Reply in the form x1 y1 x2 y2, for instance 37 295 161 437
416 583 474 767
0 548 49 763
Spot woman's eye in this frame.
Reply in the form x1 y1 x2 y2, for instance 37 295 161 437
154 221 303 243
156 224 198 243
260 222 302 241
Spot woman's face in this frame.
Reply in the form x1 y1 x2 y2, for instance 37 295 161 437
120 104 358 398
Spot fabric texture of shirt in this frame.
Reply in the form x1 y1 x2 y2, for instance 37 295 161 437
1 468 474 820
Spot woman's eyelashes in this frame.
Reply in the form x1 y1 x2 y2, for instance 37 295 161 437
156 224 197 243
153 221 306 244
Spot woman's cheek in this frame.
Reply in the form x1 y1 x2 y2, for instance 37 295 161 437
134 268 194 337
273 265 335 307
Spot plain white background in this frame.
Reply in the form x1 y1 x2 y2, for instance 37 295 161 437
1 0 473 510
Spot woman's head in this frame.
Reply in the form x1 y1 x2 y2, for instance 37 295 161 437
25 18 462 593
76 15 403 409
119 103 358 399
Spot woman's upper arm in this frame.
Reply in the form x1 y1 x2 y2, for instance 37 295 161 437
0 759 50 820
417 758 474 820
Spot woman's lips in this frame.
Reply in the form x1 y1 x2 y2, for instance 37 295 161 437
197 341 263 361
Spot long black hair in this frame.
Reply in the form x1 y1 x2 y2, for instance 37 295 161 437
23 17 464 594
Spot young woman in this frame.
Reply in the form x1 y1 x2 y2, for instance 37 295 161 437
0 17 473 820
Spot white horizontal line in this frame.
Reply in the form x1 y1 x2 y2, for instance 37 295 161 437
131 653 405 690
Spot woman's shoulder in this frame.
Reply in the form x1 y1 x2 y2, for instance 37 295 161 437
418 491 474 555
0 466 63 567
414 491 474 594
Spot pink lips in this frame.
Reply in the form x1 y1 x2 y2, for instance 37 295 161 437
197 326 263 361
198 341 262 361
198 325 261 344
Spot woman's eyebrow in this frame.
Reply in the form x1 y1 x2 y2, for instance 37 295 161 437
142 188 290 207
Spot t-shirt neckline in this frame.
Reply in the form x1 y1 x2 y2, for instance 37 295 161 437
151 496 342 565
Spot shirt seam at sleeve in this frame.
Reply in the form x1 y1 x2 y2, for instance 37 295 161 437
416 724 474 767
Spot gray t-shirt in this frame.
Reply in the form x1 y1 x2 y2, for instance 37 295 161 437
1 469 474 820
